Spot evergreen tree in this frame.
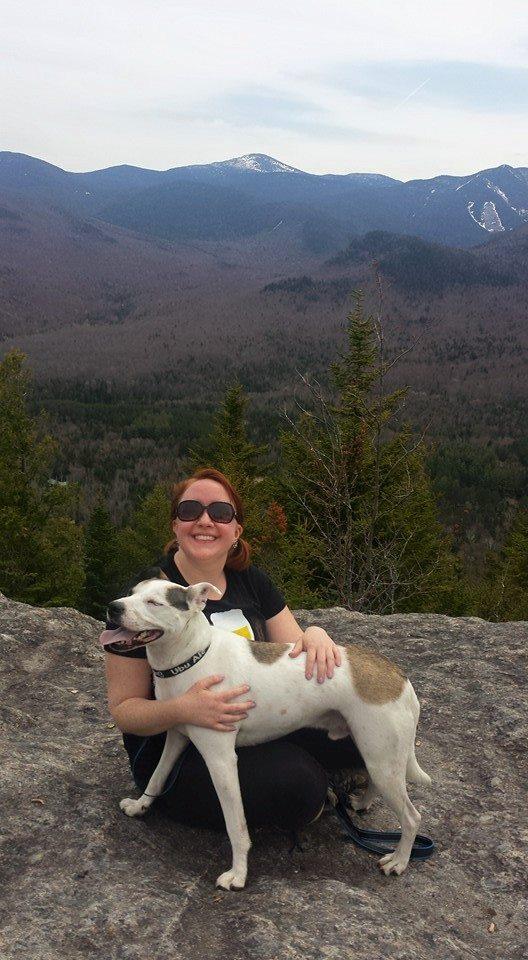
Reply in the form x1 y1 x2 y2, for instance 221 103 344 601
83 502 121 618
116 483 171 584
279 294 459 613
501 509 528 619
188 380 279 566
189 380 266 498
477 509 528 620
0 351 84 606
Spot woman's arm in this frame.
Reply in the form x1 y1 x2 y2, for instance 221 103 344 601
105 652 255 735
265 606 341 683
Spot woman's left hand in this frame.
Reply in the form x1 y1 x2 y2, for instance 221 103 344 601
289 625 342 682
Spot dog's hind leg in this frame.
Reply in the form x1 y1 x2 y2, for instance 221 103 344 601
370 771 421 875
194 739 251 890
120 728 189 817
344 710 422 875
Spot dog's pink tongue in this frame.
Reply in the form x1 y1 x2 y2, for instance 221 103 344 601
99 627 137 648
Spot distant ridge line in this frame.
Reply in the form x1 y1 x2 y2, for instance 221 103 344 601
0 149 525 183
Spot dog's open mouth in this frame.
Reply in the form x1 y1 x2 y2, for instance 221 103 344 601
99 627 164 651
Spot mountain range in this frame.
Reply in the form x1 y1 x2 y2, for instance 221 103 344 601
1 150 527 404
2 151 528 249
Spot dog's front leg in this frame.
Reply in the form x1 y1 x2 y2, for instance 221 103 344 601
120 728 189 817
195 738 251 890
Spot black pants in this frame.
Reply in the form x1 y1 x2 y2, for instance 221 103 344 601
124 730 365 832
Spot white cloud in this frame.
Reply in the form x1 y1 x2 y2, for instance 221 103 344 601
1 0 526 177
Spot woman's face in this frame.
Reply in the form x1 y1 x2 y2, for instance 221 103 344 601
172 478 243 568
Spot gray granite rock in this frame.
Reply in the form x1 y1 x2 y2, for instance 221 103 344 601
1 594 526 959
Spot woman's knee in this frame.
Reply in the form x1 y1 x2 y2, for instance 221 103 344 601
239 742 328 830
280 747 328 828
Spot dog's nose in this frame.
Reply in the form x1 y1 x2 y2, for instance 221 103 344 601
107 601 125 623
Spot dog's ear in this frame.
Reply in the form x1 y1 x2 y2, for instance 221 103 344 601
166 586 190 610
186 582 222 611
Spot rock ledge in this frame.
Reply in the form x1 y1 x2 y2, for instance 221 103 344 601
1 593 527 959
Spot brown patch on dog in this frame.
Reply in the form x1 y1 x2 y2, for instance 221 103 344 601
345 644 406 704
248 640 288 664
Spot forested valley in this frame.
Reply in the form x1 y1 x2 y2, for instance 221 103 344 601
1 170 528 621
2 294 527 623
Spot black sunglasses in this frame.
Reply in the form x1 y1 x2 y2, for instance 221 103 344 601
176 500 238 524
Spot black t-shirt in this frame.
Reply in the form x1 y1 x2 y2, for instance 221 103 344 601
105 555 286 658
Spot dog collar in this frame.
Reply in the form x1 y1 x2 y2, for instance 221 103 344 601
152 646 210 678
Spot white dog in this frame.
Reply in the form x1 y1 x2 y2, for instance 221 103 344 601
102 577 431 890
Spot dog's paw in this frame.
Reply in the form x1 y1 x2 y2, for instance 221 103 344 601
215 869 246 891
119 797 150 817
378 851 409 876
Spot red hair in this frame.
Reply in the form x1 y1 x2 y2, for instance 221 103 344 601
165 467 251 571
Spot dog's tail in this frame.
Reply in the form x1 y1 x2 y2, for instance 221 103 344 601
406 750 432 786
404 682 431 785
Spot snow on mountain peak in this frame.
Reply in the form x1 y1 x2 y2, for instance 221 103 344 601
213 154 303 174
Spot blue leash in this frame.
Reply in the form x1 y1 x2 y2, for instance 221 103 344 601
331 787 435 861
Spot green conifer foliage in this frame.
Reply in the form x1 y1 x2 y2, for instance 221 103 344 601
478 509 528 620
500 509 528 619
0 351 84 606
189 381 266 495
117 483 171 584
279 294 458 613
84 502 121 618
188 380 277 565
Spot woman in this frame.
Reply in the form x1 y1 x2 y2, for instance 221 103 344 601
104 467 364 833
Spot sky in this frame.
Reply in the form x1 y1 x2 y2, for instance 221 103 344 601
2 0 527 180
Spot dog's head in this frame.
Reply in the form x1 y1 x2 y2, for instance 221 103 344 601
100 578 221 652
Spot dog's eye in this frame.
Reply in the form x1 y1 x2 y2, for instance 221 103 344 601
146 600 162 606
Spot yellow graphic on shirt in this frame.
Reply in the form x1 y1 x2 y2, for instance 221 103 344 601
210 608 255 641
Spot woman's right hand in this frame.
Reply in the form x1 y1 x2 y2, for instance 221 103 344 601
178 675 256 731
